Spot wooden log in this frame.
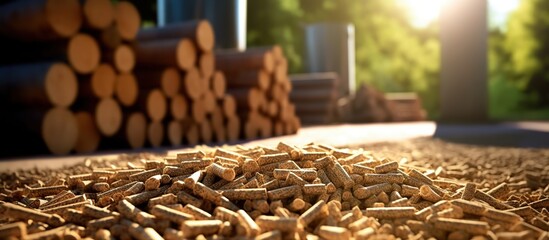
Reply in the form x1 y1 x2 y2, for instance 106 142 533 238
0 33 100 74
199 52 215 80
83 0 114 30
258 116 273 139
199 120 213 144
95 97 122 136
103 44 135 73
74 111 100 153
211 71 227 99
90 63 116 98
143 89 168 122
137 20 215 52
147 121 164 147
225 70 270 91
203 90 217 114
225 88 264 111
0 62 77 108
115 73 138 107
0 107 78 156
211 104 225 134
222 95 237 118
133 38 196 71
215 49 275 74
273 58 288 84
167 120 183 147
170 94 188 121
68 33 101 74
126 112 147 149
42 107 79 154
183 120 200 146
264 101 279 118
226 115 241 143
182 67 205 100
135 67 181 99
191 97 206 123
114 1 140 41
268 83 285 101
0 0 82 40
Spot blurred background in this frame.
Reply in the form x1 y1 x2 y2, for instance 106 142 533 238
134 0 549 120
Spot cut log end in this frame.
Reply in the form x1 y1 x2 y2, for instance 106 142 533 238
222 95 236 117
196 20 215 52
263 51 275 73
114 1 140 41
114 44 135 73
171 94 188 120
168 120 183 146
199 52 215 80
212 71 226 99
74 111 100 153
191 98 206 123
126 112 146 149
91 64 116 98
68 33 100 74
147 89 167 122
203 91 216 114
47 0 83 37
83 0 114 29
42 107 78 155
183 67 203 100
115 73 138 107
161 67 181 98
147 121 164 147
176 39 197 70
45 63 78 107
95 98 122 137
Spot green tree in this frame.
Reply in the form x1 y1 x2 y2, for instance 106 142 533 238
505 0 549 106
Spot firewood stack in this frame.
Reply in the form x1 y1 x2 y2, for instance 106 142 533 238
289 72 339 125
0 0 300 156
385 93 427 122
216 46 300 140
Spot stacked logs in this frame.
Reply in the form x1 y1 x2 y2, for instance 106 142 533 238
0 0 301 156
0 0 137 155
216 46 300 140
289 72 339 125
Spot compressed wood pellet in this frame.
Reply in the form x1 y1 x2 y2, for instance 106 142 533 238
1 202 65 226
374 161 399 173
237 209 260 236
1 140 548 239
0 222 26 239
461 182 477 200
298 200 327 227
433 218 490 235
207 163 236 181
150 205 193 224
318 225 351 240
364 207 416 219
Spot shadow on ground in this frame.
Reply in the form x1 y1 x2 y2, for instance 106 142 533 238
434 122 549 148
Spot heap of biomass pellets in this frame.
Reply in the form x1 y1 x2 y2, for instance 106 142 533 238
0 139 548 239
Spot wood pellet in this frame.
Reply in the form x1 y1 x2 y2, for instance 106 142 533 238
0 139 548 239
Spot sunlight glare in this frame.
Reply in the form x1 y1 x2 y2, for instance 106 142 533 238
399 0 451 28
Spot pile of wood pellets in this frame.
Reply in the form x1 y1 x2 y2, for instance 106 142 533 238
0 138 548 239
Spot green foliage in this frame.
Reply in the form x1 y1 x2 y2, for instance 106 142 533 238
247 0 441 118
489 0 549 119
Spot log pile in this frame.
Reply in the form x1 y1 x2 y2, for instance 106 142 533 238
0 0 300 156
289 73 339 125
217 46 300 140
